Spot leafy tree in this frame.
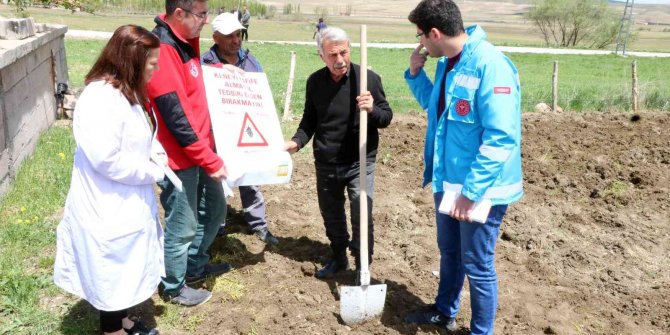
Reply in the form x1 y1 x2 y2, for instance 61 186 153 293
526 0 622 49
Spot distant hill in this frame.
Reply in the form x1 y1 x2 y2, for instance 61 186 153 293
609 1 670 25
261 0 530 20
261 0 670 24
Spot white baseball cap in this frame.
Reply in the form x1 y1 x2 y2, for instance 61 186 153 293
211 12 245 35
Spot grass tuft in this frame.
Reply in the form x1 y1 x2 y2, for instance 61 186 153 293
212 273 247 301
602 180 629 199
184 313 205 332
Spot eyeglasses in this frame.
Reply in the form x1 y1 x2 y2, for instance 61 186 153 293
182 8 209 20
415 31 425 40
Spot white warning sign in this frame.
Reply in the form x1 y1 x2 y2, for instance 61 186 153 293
203 66 292 187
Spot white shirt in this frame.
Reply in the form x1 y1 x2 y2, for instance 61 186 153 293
54 81 165 311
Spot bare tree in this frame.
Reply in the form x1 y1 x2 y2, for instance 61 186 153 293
526 0 621 49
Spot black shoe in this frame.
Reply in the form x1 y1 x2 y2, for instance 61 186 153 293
124 319 159 335
217 213 236 236
315 257 349 279
255 227 279 245
403 304 457 331
185 263 231 285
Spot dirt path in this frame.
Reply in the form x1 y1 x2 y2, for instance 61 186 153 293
137 111 669 335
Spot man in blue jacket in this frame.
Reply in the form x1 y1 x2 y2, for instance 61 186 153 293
202 12 279 246
403 1 523 334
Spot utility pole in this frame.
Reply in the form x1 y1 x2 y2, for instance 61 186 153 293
614 0 635 56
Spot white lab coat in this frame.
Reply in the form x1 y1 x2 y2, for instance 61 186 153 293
54 81 166 311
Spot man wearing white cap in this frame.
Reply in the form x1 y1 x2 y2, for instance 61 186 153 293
202 13 279 246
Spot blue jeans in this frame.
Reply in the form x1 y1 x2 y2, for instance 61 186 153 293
433 192 508 335
315 161 375 260
159 166 226 296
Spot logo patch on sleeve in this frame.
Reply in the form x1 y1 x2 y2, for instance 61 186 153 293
455 99 471 116
494 86 511 94
189 62 199 78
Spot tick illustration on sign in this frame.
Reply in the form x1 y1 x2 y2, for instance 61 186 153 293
237 113 268 147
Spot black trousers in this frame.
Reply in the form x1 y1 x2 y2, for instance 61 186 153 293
242 24 249 41
315 161 375 260
100 309 127 332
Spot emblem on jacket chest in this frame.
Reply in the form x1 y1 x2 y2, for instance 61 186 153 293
455 99 471 116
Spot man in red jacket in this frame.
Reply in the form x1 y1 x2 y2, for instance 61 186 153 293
146 0 231 307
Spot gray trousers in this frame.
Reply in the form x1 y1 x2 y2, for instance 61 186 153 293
239 185 267 232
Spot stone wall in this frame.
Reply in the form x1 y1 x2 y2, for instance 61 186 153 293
0 24 68 197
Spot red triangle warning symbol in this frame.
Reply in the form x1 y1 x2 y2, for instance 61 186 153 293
237 112 268 147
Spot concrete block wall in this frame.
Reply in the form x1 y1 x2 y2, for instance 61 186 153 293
0 18 36 40
0 24 68 197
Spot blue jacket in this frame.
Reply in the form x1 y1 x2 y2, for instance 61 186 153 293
201 46 263 73
405 25 523 205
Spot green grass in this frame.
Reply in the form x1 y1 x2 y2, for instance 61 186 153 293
65 39 106 88
0 124 75 334
66 39 670 113
509 53 670 112
0 5 158 31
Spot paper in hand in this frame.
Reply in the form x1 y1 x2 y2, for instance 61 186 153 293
221 181 234 198
151 153 183 192
438 189 492 224
162 166 183 192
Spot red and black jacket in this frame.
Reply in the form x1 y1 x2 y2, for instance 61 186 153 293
146 15 223 174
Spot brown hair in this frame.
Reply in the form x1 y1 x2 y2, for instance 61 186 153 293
85 25 160 105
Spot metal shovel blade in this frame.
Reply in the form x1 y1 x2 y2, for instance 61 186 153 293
340 283 387 325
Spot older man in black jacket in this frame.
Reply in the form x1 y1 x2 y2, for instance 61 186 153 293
284 26 393 280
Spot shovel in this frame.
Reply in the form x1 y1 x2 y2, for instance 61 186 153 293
340 24 387 325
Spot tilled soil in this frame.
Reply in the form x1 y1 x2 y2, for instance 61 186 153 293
140 111 669 335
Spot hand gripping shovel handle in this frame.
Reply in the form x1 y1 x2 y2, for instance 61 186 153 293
358 24 370 287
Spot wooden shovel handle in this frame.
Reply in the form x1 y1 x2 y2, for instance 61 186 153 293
358 25 370 286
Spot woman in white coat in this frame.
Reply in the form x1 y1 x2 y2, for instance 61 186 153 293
54 25 165 335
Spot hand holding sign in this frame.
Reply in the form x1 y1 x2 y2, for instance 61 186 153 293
202 66 293 187
283 140 299 154
208 164 228 182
